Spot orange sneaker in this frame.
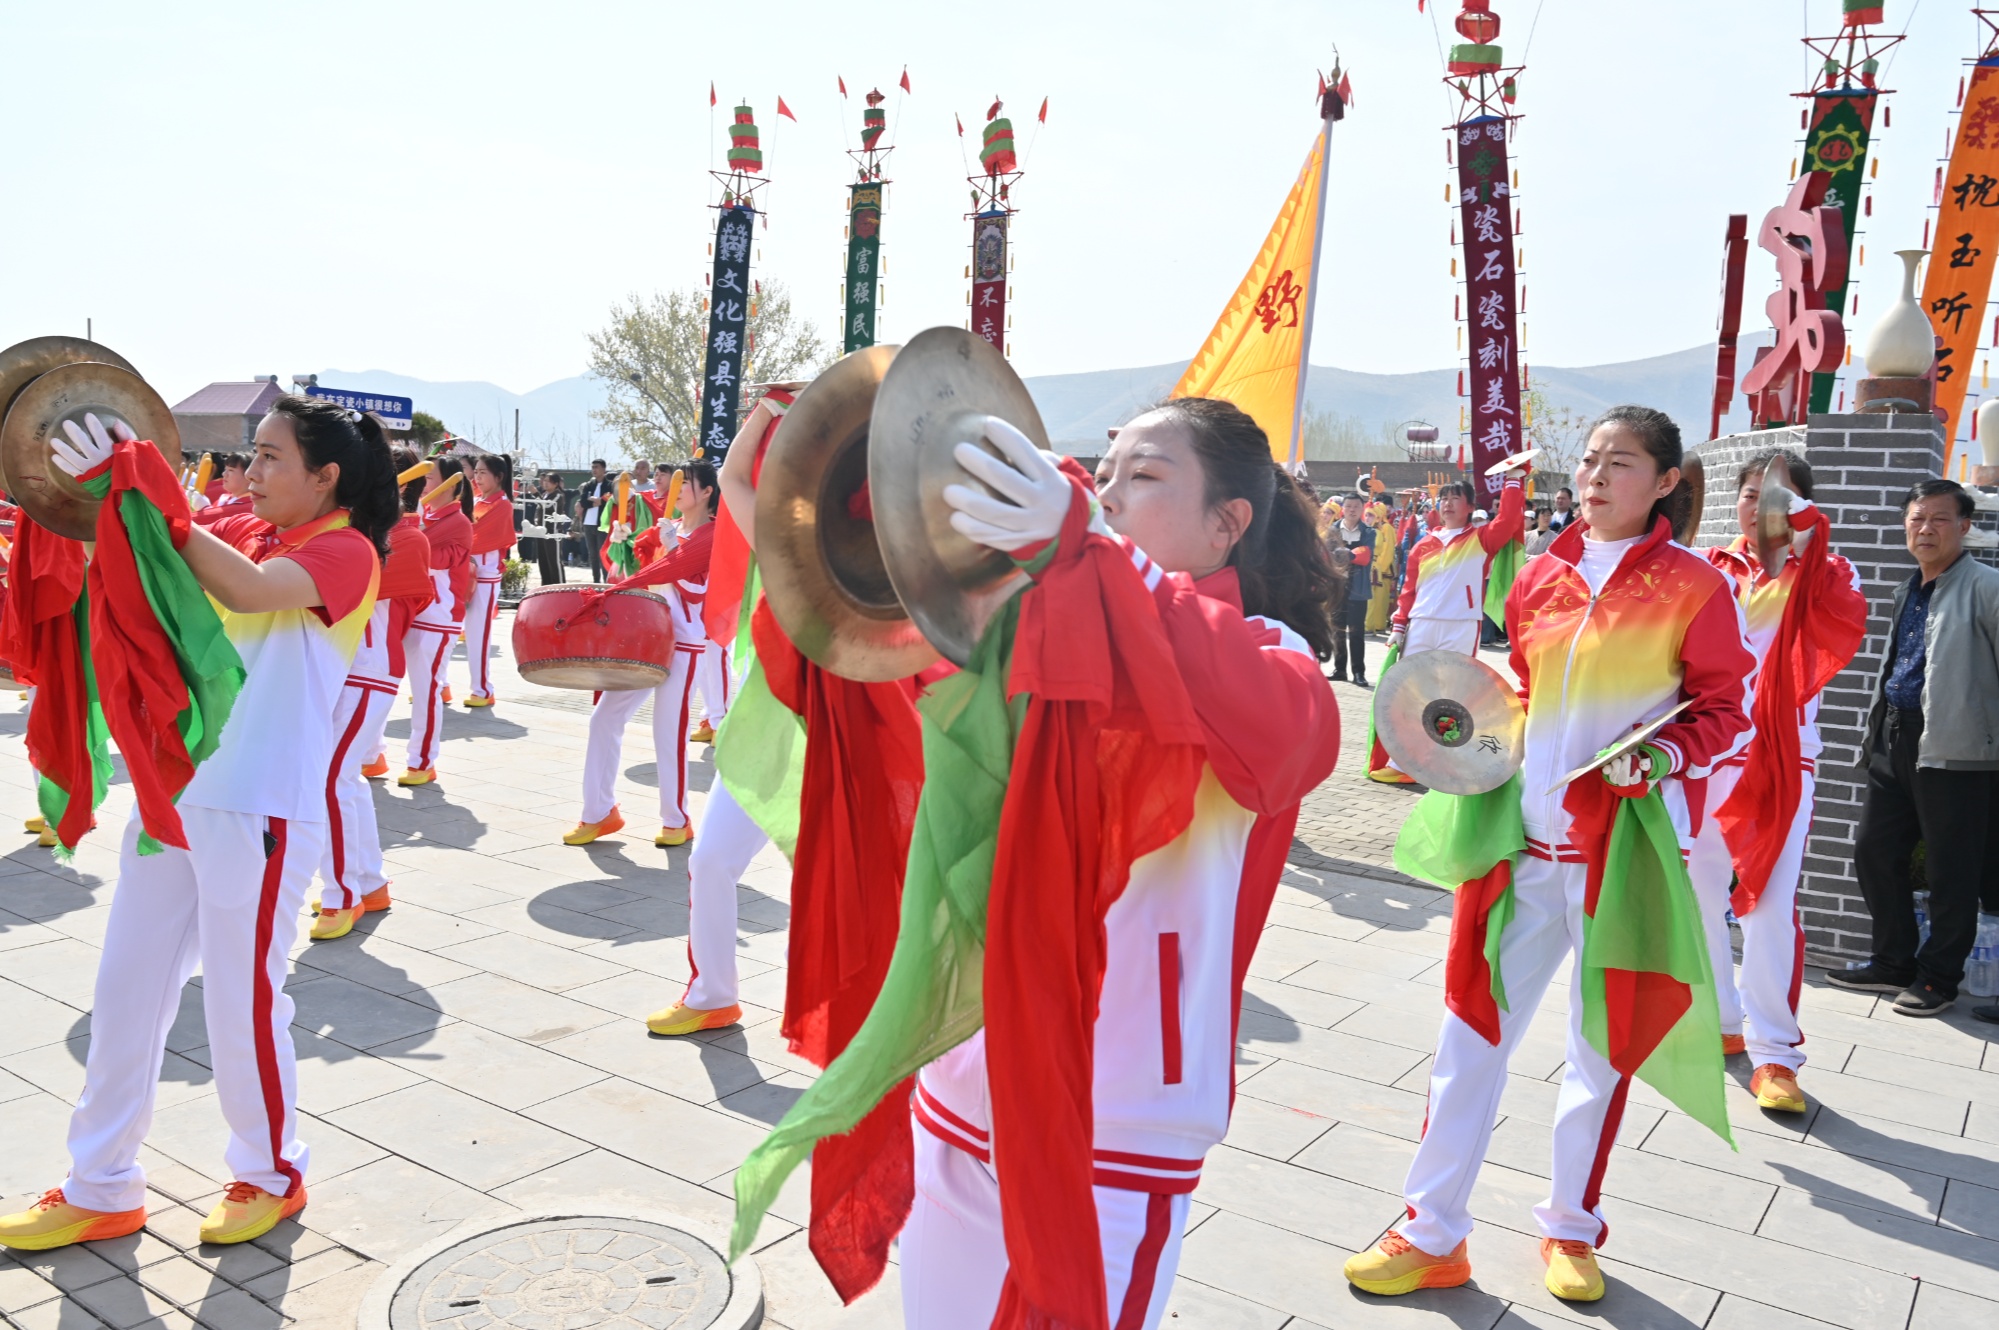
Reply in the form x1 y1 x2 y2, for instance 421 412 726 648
1540 1238 1605 1301
646 1002 743 1036
442 685 454 703
1722 1033 1747 1057
655 823 692 848
1368 767 1417 786
1343 1232 1471 1296
690 720 716 744
199 1182 306 1245
1751 1062 1807 1113
308 885 392 915
564 808 626 845
398 766 437 787
360 755 391 779
0 1188 147 1251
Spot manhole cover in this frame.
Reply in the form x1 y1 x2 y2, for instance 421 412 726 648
362 1213 761 1330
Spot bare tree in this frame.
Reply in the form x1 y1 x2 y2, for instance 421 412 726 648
1525 387 1591 488
587 282 828 464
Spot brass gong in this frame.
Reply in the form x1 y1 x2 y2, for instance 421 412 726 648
868 327 1047 668
0 337 139 493
0 361 181 540
756 345 942 682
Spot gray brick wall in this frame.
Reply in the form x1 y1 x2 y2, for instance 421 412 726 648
1691 414 1997 966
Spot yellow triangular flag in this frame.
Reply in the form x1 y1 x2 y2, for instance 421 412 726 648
1172 123 1329 462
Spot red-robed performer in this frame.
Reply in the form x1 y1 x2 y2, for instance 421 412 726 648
400 457 472 785
461 453 514 708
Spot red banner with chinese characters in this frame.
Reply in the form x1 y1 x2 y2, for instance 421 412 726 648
1457 114 1522 493
971 211 1008 355
1923 54 1999 463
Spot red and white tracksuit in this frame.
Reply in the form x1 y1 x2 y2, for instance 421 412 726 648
66 511 379 1210
321 605 398 910
695 638 732 728
905 547 1341 1330
582 521 716 832
1687 519 1863 1072
1398 517 1754 1256
404 504 471 773
1389 479 1524 658
463 494 513 703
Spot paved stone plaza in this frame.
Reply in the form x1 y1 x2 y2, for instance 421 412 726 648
1 644 1997 1330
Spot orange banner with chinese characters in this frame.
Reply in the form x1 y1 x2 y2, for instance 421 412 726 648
1923 55 1999 467
1173 122 1329 463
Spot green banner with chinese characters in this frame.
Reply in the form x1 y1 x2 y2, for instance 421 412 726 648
1803 88 1878 413
844 184 882 352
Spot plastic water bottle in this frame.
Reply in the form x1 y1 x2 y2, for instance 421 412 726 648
1914 891 1931 950
1967 915 1999 999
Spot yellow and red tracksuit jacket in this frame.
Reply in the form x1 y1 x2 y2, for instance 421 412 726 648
1392 478 1526 630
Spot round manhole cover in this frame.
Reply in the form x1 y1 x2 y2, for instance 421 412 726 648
368 1214 760 1330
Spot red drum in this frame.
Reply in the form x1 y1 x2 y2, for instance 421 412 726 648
511 584 676 691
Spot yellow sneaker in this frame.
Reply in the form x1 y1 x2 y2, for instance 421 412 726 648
465 694 494 709
0 1189 146 1251
564 808 626 846
690 720 716 745
309 907 363 941
1343 1232 1471 1296
199 1182 306 1245
23 815 45 834
1540 1238 1606 1302
1751 1062 1807 1113
646 1002 743 1036
398 766 437 787
37 826 57 847
1368 768 1417 785
360 754 391 779
656 823 692 848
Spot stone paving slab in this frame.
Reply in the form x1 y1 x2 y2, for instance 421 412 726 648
0 628 1996 1330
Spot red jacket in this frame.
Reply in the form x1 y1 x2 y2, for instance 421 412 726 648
470 494 515 558
1392 479 1524 629
421 506 474 621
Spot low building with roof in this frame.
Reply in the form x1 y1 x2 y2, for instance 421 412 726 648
170 376 287 454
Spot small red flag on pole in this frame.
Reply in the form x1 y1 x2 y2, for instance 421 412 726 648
777 97 797 121
709 82 716 107
838 75 847 97
900 66 912 93
955 113 964 136
1337 72 1354 106
1037 96 1048 123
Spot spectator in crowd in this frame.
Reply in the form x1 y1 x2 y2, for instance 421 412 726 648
1365 500 1398 632
1327 492 1375 686
1831 479 1999 1016
577 460 616 583
532 471 568 587
1549 486 1577 532
1525 505 1557 557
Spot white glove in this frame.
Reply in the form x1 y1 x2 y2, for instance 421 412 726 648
51 413 130 478
188 491 212 511
609 521 633 543
1600 748 1657 793
1388 628 1406 652
942 417 1072 553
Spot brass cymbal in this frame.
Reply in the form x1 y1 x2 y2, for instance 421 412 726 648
1373 649 1525 795
1754 452 1806 579
0 361 181 540
868 327 1044 668
1543 699 1691 796
755 344 942 682
0 337 138 492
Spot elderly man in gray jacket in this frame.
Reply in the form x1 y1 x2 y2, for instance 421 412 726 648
1830 479 1999 1016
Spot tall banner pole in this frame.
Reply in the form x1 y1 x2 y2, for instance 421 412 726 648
968 101 1022 357
698 102 770 462
1287 99 1339 469
1446 1 1526 494
844 89 892 352
1922 11 1999 470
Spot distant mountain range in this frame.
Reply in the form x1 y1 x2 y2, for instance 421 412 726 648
313 337 1754 464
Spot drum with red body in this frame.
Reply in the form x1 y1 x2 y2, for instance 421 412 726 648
511 584 675 691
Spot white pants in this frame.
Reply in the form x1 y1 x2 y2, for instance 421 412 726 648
320 684 394 910
464 567 501 701
681 781 768 1010
582 645 701 829
1687 765 1811 1071
1400 854 1631 1253
901 1127 1188 1330
65 809 324 1212
695 639 732 727
404 623 456 772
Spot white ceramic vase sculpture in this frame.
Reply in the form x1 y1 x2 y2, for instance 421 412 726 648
1863 249 1936 379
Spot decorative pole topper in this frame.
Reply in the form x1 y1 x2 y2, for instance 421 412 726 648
844 86 896 353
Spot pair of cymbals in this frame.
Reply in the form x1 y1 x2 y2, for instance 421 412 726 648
1373 650 1525 796
757 328 1044 681
0 336 181 540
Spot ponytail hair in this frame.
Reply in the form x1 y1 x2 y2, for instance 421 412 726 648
433 454 476 519
682 460 720 517
1586 404 1690 536
392 445 425 513
1138 397 1339 661
472 450 513 496
265 394 399 557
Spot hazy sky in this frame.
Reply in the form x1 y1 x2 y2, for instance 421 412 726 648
0 1 1978 406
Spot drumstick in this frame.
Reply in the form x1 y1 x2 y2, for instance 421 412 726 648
661 469 685 523
616 473 631 526
421 472 464 510
191 455 214 497
398 459 437 487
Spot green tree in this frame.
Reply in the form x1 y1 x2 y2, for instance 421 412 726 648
399 411 448 448
587 282 828 464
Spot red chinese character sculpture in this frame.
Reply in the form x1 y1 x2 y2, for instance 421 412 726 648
1740 171 1850 425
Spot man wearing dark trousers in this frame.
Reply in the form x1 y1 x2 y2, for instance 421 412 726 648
1833 480 1999 1016
1328 492 1374 686
577 459 616 583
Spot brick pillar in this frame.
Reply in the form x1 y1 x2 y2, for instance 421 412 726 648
1693 413 1954 965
